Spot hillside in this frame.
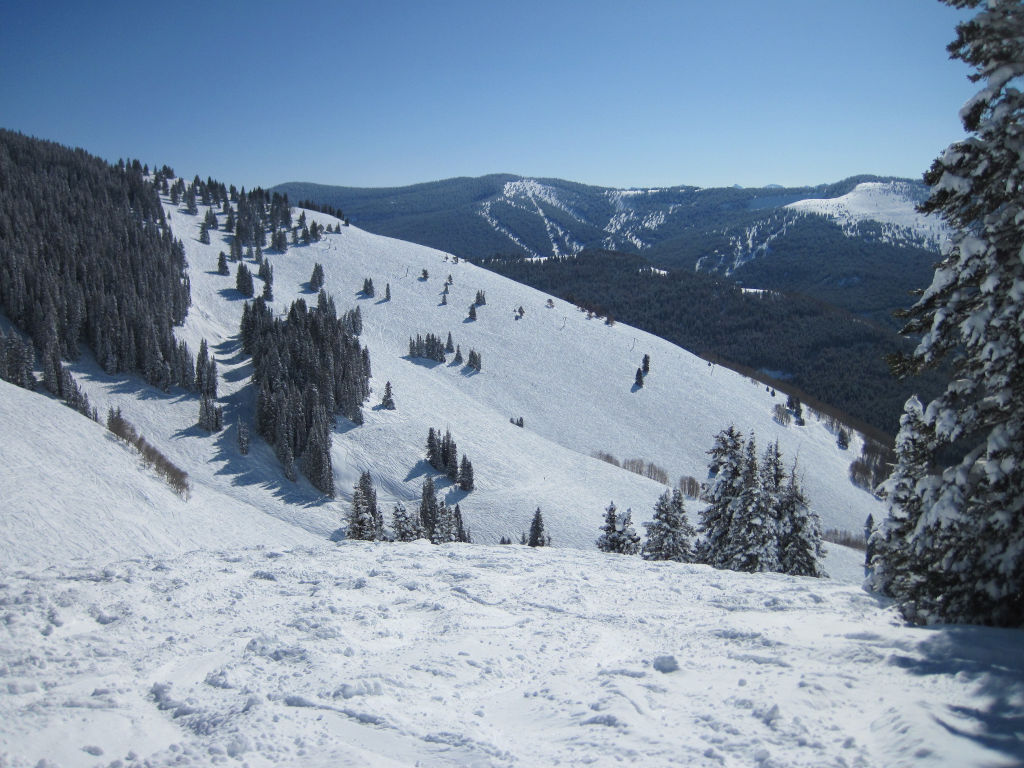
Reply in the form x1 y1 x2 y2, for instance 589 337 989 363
275 174 948 434
1 170 1019 768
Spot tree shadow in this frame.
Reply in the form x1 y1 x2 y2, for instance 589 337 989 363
630 383 643 393
218 287 251 302
404 460 434 483
886 626 1024 763
403 356 444 370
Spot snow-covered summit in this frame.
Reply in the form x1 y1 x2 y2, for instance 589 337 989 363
786 181 949 249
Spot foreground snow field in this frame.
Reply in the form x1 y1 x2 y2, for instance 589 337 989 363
2 542 1021 768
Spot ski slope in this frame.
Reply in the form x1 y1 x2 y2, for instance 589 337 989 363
2 542 1020 768
49 193 880 556
1 192 1020 768
0 191 887 568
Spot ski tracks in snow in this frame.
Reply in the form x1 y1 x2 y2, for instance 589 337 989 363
2 544 1020 768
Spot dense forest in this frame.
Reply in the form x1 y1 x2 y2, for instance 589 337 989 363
0 129 194 390
479 250 945 436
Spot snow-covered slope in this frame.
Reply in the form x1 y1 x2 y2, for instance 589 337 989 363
786 181 948 249
0 379 318 566
0 192 883 568
2 542 1020 768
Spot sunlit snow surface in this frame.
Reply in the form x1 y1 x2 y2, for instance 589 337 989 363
786 182 949 250
2 543 1021 767
2 194 1020 766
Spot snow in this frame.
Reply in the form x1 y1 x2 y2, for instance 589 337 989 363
786 182 950 250
0 194 881 566
2 543 1021 768
4 191 1017 766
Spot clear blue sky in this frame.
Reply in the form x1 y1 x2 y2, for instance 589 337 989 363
0 0 975 190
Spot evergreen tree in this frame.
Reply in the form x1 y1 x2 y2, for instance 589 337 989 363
458 454 474 492
697 426 745 567
426 427 440 468
347 471 383 540
419 476 439 540
634 367 644 388
777 463 826 577
310 262 325 291
596 502 640 554
217 252 229 275
468 304 477 321
642 354 650 375
385 283 391 301
392 501 424 542
380 380 395 410
453 345 463 365
723 437 780 572
528 508 547 547
236 263 254 297
877 1 1024 626
454 504 470 543
362 277 375 297
642 489 695 562
446 332 454 354
237 419 250 455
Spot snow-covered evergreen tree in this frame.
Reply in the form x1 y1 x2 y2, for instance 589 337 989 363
878 1 1024 626
697 426 745 567
347 471 383 540
642 489 696 562
724 437 779 572
596 502 640 555
777 463 826 578
392 501 423 542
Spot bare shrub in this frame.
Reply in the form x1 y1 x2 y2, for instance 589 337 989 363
594 451 621 467
106 408 190 498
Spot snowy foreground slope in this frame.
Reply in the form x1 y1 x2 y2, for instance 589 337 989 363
10 194 882 566
2 542 1021 768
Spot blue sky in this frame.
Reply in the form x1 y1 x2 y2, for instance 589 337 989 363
1 0 975 190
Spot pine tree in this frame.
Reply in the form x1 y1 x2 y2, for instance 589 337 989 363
634 367 644 388
458 454 474 492
453 345 463 365
309 262 324 291
528 508 547 547
722 437 780 572
468 304 477 321
446 332 454 353
237 419 250 455
380 380 395 410
642 489 695 562
347 471 382 540
777 463 826 577
877 2 1024 626
392 501 424 542
217 252 229 275
867 398 937 603
697 426 745 567
419 476 439 540
596 502 640 554
236 263 254 297
642 354 650 375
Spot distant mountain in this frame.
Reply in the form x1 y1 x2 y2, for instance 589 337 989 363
273 175 945 327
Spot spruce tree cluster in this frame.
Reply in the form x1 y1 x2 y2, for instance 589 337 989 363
241 292 370 494
697 426 825 576
466 349 482 371
408 333 448 362
867 2 1024 627
0 131 195 392
417 477 471 544
309 262 325 292
195 339 223 431
361 277 375 297
474 290 486 306
425 427 474 489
